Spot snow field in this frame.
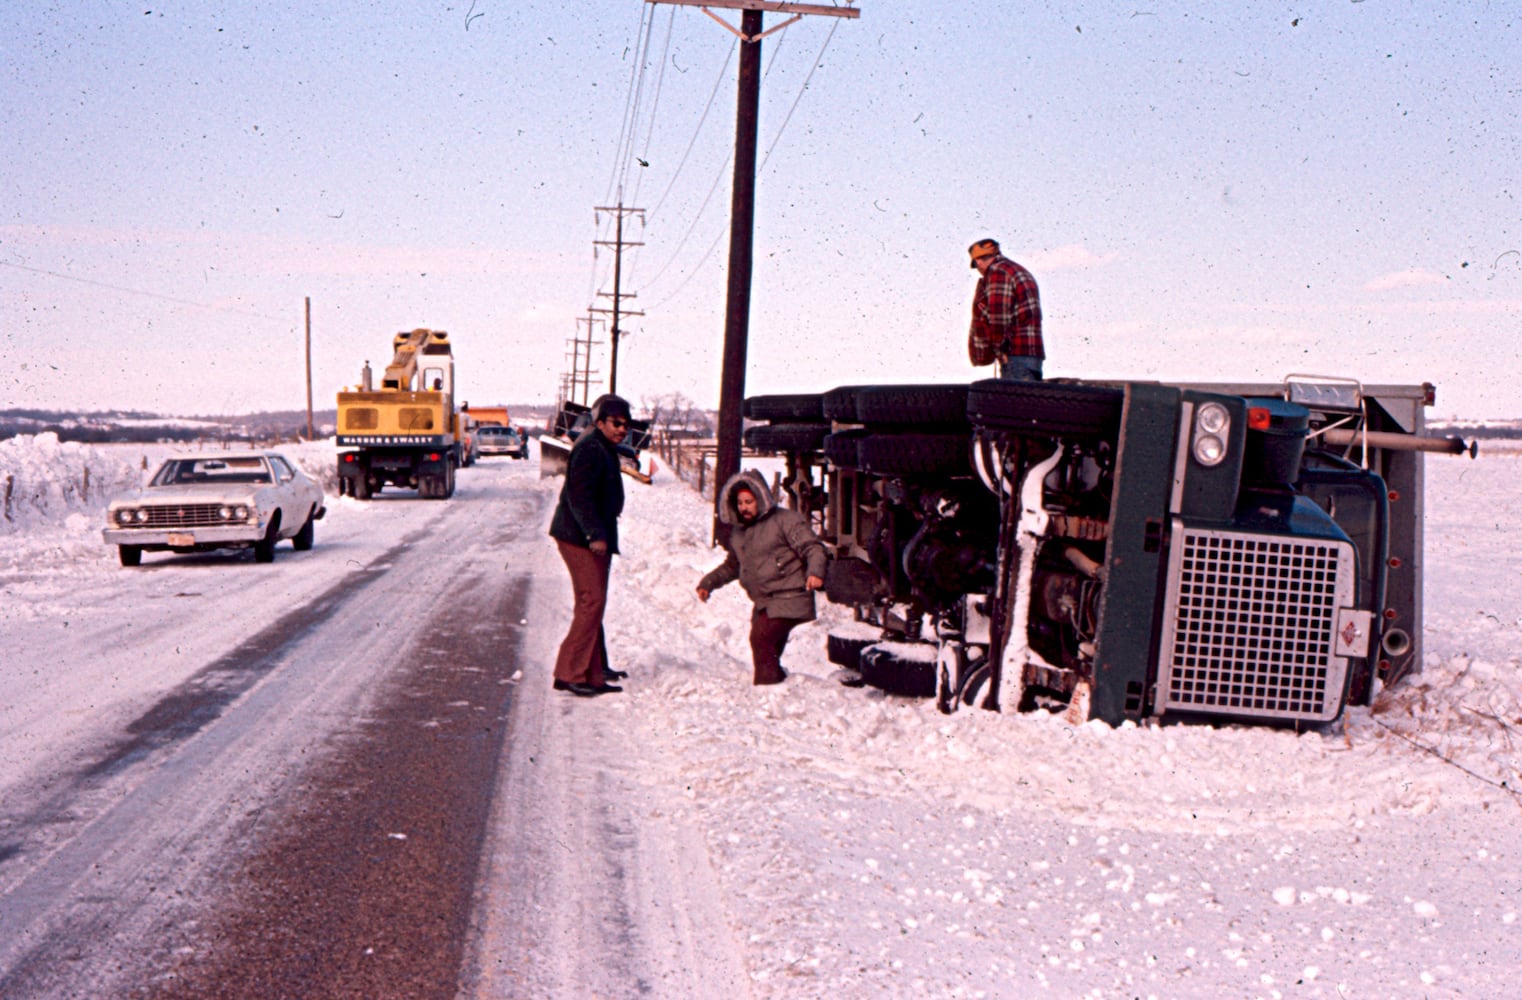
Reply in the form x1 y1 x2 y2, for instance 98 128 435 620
4 433 1521 997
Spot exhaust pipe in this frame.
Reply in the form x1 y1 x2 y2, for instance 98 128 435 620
1320 428 1477 458
1381 627 1412 658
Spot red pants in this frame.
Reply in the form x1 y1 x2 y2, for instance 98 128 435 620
749 608 805 686
554 540 611 686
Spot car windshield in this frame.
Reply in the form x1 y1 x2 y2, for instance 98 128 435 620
151 457 272 486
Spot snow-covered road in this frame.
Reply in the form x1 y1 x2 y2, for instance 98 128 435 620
2 436 1520 998
0 449 553 995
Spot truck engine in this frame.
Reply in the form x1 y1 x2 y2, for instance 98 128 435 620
742 376 1472 728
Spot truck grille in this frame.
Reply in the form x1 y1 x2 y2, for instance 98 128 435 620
134 504 232 529
1156 526 1355 723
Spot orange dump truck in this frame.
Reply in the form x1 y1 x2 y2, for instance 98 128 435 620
463 404 511 429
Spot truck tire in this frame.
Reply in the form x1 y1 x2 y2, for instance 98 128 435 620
855 384 971 428
354 475 371 500
966 379 1123 436
822 385 871 422
743 422 830 453
824 429 866 469
826 631 877 671
858 643 937 698
745 393 824 422
118 545 142 567
856 433 971 477
958 661 994 709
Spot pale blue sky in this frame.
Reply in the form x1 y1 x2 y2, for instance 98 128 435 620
3 1 1517 419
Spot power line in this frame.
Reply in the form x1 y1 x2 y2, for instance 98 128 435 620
602 3 656 209
646 40 737 221
615 12 660 201
639 18 840 307
628 7 678 210
633 24 795 294
593 5 661 319
0 260 290 324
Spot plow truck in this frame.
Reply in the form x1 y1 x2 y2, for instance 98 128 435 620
336 328 463 499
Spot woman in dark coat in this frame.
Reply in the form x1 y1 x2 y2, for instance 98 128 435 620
548 394 631 697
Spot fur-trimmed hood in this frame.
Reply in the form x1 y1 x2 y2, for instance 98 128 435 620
715 468 776 526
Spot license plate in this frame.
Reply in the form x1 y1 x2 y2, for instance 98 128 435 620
168 532 195 546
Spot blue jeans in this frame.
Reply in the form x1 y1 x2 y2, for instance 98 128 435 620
998 356 1043 382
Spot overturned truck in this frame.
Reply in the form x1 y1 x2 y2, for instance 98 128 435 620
743 376 1473 728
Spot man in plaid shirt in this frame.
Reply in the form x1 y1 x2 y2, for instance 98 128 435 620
967 238 1044 381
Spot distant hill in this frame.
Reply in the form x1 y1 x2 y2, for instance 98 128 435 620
0 408 340 444
1429 418 1522 440
0 404 560 444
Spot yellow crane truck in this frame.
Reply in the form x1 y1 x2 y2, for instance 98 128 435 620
335 328 463 499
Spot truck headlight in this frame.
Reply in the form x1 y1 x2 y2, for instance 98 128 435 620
1193 402 1231 467
1193 434 1226 465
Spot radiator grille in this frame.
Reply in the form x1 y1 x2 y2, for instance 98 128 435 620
133 504 237 529
1156 526 1354 722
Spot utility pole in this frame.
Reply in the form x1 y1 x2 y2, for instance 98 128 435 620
646 0 860 534
304 296 313 440
592 204 645 395
566 314 603 407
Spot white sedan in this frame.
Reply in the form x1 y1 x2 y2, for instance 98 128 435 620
102 452 326 566
476 425 529 459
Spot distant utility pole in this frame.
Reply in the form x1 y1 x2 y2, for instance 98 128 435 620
646 0 860 534
304 296 314 440
591 204 645 395
565 314 604 407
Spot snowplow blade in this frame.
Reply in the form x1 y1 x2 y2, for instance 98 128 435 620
539 436 571 478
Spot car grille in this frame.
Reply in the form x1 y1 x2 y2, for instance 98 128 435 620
1155 526 1355 723
130 504 237 529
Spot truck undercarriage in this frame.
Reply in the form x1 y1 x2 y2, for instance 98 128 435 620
743 376 1472 728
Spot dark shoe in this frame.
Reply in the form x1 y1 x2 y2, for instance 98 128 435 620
604 669 629 681
554 679 605 697
593 682 623 694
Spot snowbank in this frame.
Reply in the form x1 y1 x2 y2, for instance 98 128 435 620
0 432 142 535
0 434 338 572
606 455 1522 836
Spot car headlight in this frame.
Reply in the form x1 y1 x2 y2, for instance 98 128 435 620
236 505 250 520
114 508 134 524
134 509 150 523
1192 402 1231 467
